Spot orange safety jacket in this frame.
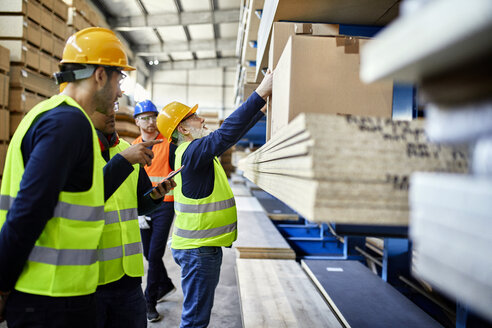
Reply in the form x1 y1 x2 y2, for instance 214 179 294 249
132 133 173 202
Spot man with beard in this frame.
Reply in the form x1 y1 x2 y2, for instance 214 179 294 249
132 100 177 322
90 103 176 328
155 70 273 328
0 27 154 327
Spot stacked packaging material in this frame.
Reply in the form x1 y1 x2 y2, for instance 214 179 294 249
238 112 468 226
410 101 492 323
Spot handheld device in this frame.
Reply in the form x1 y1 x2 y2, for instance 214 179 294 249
145 165 184 196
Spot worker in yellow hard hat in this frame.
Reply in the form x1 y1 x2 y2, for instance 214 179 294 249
0 27 150 327
156 70 273 328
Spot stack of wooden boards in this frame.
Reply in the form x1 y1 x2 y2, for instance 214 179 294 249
0 46 9 185
231 177 343 327
238 113 468 225
359 0 492 322
232 180 295 260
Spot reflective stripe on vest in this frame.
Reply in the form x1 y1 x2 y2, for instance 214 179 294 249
29 246 98 266
0 94 106 297
175 197 235 213
104 208 138 225
174 221 237 239
98 242 142 261
1 195 104 222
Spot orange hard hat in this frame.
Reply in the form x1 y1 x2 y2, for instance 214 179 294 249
157 101 198 142
61 27 135 71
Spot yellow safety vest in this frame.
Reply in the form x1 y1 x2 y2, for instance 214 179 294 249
0 95 105 296
97 139 144 285
171 141 237 249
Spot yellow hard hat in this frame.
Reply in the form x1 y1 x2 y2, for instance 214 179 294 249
157 101 198 141
61 27 135 71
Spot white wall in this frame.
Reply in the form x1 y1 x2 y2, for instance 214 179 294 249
151 67 237 118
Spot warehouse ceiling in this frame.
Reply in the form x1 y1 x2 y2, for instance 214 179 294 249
90 0 241 71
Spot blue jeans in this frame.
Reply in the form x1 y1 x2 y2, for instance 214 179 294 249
172 246 223 328
95 283 146 328
140 202 175 306
5 290 97 328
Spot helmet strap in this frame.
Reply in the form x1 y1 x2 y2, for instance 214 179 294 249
53 65 96 85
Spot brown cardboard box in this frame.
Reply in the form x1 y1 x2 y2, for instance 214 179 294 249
54 0 69 21
0 142 8 175
10 112 25 137
39 52 52 76
41 29 54 54
0 40 26 64
25 44 40 71
40 6 53 32
0 45 9 73
268 22 340 71
0 109 9 141
0 16 41 48
9 88 44 113
40 0 56 10
0 73 10 108
3 0 41 24
271 35 393 138
10 66 57 97
53 14 70 40
53 37 64 59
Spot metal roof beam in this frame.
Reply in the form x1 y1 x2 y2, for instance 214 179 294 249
134 38 236 56
153 57 237 70
111 9 240 31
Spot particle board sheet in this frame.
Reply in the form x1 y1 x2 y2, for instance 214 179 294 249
251 189 298 221
410 172 492 322
238 113 469 225
235 211 295 259
236 259 342 328
234 196 264 212
301 260 442 328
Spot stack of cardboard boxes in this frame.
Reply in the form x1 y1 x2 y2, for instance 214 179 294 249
64 0 104 34
233 0 262 106
0 0 71 137
0 45 10 184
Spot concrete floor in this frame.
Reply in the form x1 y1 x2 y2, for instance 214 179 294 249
0 245 242 328
145 244 242 328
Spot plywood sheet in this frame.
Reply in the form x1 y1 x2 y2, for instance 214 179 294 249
237 259 342 328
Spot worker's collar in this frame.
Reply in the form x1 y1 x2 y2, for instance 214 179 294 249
96 130 120 152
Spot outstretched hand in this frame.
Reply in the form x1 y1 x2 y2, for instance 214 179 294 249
119 140 163 166
256 69 273 100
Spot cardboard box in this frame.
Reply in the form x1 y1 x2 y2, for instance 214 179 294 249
54 0 69 21
53 37 64 59
40 0 55 11
0 73 10 108
0 45 10 73
3 0 42 24
10 66 57 97
40 6 53 32
271 35 393 138
268 22 340 71
0 110 9 141
52 14 70 40
9 88 44 113
0 16 41 47
25 44 40 71
10 112 25 137
0 40 26 64
40 29 54 54
39 52 52 76
0 142 8 175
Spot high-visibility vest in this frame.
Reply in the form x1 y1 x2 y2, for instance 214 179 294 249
171 141 237 249
97 139 144 285
0 94 105 296
132 133 173 202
